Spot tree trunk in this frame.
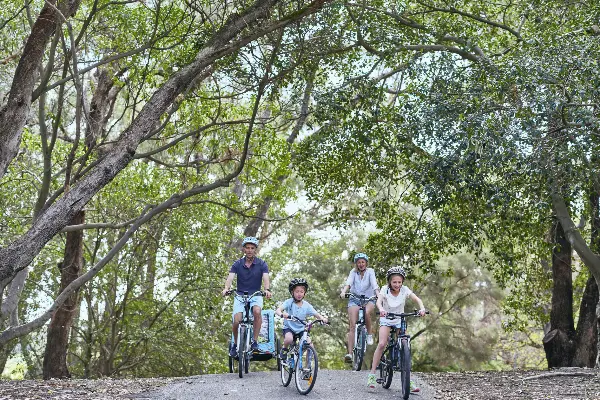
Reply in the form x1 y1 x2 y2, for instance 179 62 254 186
572 189 600 367
573 274 599 367
42 210 85 379
543 217 575 368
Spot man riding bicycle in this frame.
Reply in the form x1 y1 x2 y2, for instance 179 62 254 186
340 252 379 363
222 236 272 357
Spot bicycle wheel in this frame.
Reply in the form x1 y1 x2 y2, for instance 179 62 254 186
400 339 412 400
238 326 246 378
244 351 250 374
275 337 282 371
352 325 366 371
379 351 393 389
227 340 235 373
295 345 318 395
280 351 294 387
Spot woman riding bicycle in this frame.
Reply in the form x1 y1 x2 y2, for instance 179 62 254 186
339 252 379 363
367 265 426 390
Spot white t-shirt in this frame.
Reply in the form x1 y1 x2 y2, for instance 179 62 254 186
379 285 413 325
345 268 378 297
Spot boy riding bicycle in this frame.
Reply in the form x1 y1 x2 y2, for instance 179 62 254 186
275 278 328 361
367 266 426 390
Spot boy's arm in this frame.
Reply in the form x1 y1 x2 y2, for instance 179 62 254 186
275 305 288 318
313 312 328 324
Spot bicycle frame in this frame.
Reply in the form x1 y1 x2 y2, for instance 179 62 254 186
227 289 264 377
346 293 376 370
377 310 428 398
280 316 328 395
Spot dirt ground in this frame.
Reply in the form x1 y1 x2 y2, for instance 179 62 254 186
0 368 597 399
422 368 600 400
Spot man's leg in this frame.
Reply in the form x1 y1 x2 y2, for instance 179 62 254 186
252 306 262 344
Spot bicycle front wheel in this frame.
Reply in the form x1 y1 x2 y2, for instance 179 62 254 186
295 345 318 395
238 326 246 378
353 325 366 371
379 351 393 389
400 339 412 400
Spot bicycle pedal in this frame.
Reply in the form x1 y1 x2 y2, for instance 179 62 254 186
376 378 384 384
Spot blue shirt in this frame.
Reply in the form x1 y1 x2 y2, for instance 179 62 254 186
281 298 317 333
230 256 269 294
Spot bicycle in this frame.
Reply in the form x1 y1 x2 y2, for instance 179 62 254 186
345 293 377 371
226 289 265 378
279 316 329 395
377 310 429 400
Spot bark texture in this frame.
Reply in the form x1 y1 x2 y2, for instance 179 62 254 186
0 0 82 178
42 210 85 379
543 218 575 368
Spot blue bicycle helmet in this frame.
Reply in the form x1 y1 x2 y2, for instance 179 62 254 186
353 252 369 263
242 236 259 247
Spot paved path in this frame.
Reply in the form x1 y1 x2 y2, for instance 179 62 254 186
136 370 436 400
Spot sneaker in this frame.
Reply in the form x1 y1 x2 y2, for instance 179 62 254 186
229 343 237 358
279 348 288 361
250 340 259 351
367 373 377 388
344 353 353 363
410 380 420 393
366 334 374 345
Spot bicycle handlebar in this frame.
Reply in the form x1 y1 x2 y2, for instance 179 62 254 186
376 310 430 318
284 315 330 328
345 293 378 302
225 289 266 298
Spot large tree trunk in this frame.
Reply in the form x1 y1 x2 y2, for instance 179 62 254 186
543 217 575 368
42 210 85 379
0 0 82 179
573 274 599 367
572 189 600 367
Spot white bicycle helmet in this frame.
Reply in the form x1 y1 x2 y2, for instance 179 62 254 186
386 266 407 280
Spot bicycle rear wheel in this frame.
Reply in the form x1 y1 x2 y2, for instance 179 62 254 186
280 352 294 387
400 339 411 400
237 326 246 378
379 351 393 389
352 325 366 371
295 345 318 395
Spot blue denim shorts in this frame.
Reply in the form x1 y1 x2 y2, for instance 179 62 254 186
232 295 263 316
379 318 402 329
347 297 376 308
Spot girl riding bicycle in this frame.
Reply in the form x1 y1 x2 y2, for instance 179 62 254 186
367 266 426 390
276 278 328 361
340 252 380 363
